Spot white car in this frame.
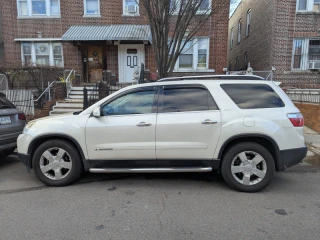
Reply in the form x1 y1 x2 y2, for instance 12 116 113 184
17 75 307 192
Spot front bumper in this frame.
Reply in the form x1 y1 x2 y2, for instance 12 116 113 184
277 146 308 171
17 153 32 171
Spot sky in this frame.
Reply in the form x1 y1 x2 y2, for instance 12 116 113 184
230 0 242 17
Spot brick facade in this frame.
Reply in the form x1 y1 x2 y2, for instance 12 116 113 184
228 0 320 89
0 0 230 83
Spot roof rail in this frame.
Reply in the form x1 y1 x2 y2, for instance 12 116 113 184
157 75 265 82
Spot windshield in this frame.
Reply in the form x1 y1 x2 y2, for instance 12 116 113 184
0 96 14 109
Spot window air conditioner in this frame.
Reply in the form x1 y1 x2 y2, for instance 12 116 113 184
309 61 320 70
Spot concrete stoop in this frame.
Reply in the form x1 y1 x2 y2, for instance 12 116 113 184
49 86 96 116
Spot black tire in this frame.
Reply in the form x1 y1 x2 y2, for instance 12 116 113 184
32 139 83 186
0 148 16 158
221 142 275 193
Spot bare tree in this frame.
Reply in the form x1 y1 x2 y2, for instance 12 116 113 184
138 0 230 78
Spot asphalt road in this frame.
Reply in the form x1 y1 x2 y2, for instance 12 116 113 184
0 154 320 240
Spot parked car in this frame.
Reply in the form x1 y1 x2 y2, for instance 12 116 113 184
0 92 26 158
17 75 307 192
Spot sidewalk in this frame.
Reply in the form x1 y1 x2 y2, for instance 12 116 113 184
304 126 320 155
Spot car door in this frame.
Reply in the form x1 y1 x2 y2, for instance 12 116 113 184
85 86 158 163
156 84 221 165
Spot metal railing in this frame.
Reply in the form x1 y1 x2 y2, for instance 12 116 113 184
65 69 76 98
287 89 320 104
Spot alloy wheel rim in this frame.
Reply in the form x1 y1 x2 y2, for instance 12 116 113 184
40 147 72 180
231 151 267 186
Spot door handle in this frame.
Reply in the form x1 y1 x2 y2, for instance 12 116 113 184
201 119 218 125
137 122 152 127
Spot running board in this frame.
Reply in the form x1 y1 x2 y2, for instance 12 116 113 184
89 167 212 174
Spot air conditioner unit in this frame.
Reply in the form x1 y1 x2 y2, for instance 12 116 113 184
309 61 320 70
126 5 137 13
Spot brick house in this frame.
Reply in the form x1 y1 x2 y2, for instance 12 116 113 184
0 0 230 84
228 0 320 88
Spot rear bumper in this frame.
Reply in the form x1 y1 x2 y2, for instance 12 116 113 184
17 153 32 171
277 146 308 171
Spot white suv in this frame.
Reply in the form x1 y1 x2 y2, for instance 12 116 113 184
17 75 307 192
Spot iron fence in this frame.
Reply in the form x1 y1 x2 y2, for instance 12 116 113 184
227 71 274 80
83 82 125 109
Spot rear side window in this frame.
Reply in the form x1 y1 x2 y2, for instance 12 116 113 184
0 96 14 109
221 84 285 109
162 87 218 113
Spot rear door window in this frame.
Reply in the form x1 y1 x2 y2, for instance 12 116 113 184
221 84 285 109
161 86 218 113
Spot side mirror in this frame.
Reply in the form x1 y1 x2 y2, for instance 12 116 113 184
92 107 101 118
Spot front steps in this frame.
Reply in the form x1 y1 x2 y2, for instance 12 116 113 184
50 86 96 116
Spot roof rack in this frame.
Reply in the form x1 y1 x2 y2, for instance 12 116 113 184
157 75 265 82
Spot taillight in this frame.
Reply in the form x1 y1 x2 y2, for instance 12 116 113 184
18 113 26 121
287 113 304 127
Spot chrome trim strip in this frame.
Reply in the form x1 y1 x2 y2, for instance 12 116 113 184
89 167 212 173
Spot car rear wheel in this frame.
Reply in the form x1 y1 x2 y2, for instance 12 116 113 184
221 142 275 192
0 148 16 158
32 140 83 186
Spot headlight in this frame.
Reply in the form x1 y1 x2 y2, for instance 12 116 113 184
24 121 36 132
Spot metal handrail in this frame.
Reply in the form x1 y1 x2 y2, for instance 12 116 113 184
33 81 56 102
65 69 75 98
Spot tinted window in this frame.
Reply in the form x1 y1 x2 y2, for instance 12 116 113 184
162 87 218 113
102 90 155 116
221 84 285 109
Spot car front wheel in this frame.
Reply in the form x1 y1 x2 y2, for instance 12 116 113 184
32 140 83 186
221 142 275 192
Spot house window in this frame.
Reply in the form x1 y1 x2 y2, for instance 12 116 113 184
84 0 100 15
179 41 193 68
22 43 32 65
198 0 211 13
246 9 251 37
292 38 320 70
296 0 320 11
237 19 242 43
123 0 139 15
17 0 60 17
170 0 211 14
174 38 209 71
314 0 320 10
230 28 234 49
21 42 64 67
236 57 239 70
197 39 208 68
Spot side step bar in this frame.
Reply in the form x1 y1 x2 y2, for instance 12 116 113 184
89 167 212 174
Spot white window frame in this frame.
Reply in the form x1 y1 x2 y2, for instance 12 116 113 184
123 0 140 16
21 41 64 67
296 0 319 12
246 9 251 37
173 38 210 72
17 0 60 18
83 0 101 17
